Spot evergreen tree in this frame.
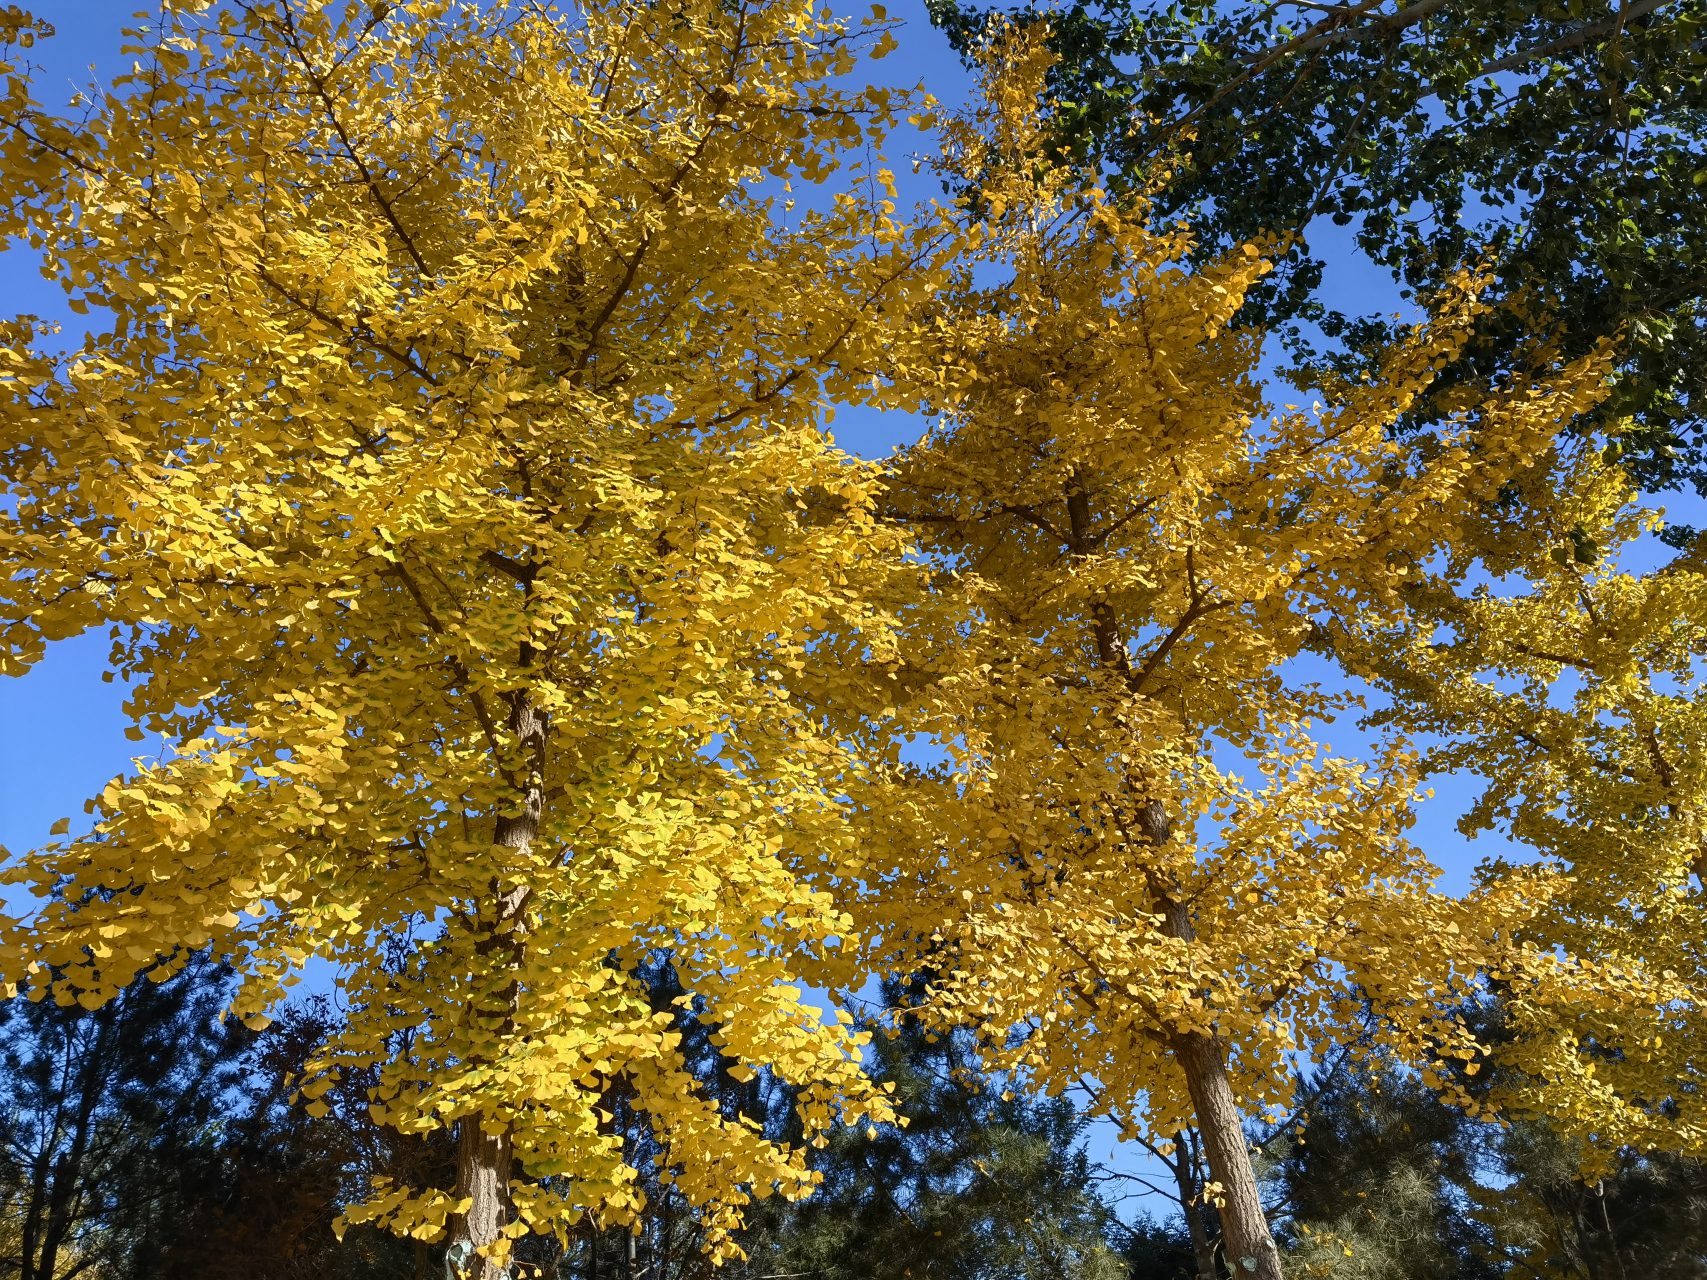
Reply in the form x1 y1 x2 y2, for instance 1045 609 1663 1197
1265 1057 1497 1280
1472 1120 1707 1280
0 948 247 1280
166 994 456 1280
1117 1215 1202 1280
740 978 1123 1280
1263 1045 1707 1279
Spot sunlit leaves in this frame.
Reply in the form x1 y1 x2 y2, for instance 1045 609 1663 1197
0 0 937 1262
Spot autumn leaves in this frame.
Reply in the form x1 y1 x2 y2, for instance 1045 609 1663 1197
0 1 1691 1276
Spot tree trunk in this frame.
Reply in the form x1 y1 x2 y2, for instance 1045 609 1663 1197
448 689 546 1278
1138 800 1281 1280
1072 491 1278 1277
451 1118 515 1279
1171 1031 1280 1280
33 1010 114 1280
19 1145 49 1280
1172 1129 1221 1280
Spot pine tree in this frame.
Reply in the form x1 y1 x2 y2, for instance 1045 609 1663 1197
1473 1123 1707 1279
167 991 456 1280
742 977 1124 1280
0 948 247 1280
1266 1057 1497 1280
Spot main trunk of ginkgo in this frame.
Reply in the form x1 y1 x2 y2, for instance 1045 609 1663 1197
448 691 545 1279
1136 801 1282 1280
451 1118 514 1278
1170 1033 1282 1280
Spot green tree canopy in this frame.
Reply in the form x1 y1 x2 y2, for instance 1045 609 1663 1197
743 977 1124 1280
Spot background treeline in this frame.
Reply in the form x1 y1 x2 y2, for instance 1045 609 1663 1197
4 959 1701 1280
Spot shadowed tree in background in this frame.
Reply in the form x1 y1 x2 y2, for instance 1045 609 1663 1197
1262 1035 1707 1279
1471 1121 1707 1280
166 993 457 1280
1264 1055 1499 1280
0 948 246 1280
739 976 1124 1280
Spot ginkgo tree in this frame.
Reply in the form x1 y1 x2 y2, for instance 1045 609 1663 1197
835 31 1653 1280
1 3 1678 1277
0 0 952 1273
1330 439 1707 1162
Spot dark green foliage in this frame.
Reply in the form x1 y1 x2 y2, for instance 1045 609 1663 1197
25 955 1707 1279
167 994 455 1280
1263 1051 1707 1278
1116 1215 1201 1279
1265 1059 1497 1279
927 0 1707 511
1473 1119 1707 1279
738 978 1123 1280
0 949 249 1280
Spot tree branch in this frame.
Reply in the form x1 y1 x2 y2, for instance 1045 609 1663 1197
1420 0 1673 97
481 550 537 585
1233 0 1442 66
269 5 433 276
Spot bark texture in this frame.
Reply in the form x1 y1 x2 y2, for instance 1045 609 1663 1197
1171 1032 1282 1280
450 1119 515 1280
1139 800 1284 1280
448 689 546 1278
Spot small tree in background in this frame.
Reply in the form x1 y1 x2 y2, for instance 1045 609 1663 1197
740 977 1123 1280
0 948 247 1280
167 991 456 1280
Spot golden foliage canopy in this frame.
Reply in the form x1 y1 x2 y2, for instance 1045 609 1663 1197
0 4 1690 1271
0 0 950 1258
1337 441 1707 1157
844 29 1637 1152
